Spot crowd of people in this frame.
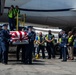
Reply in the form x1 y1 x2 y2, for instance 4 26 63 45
35 30 76 62
0 23 76 65
0 5 76 65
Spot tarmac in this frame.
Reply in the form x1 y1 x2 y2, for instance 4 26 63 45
0 57 76 75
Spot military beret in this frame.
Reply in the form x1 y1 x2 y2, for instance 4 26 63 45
27 26 33 29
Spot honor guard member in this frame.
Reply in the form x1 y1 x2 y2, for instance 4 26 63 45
25 26 36 64
16 28 25 62
1 24 11 64
73 33 76 55
0 25 2 62
45 30 55 59
36 32 45 59
61 30 67 62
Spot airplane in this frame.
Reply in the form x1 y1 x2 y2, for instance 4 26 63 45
0 0 76 32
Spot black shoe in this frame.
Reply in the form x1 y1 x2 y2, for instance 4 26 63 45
52 57 55 59
29 62 32 65
48 57 51 59
2 62 7 65
43 57 45 59
59 58 62 59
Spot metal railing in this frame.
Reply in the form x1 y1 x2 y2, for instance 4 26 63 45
16 13 26 31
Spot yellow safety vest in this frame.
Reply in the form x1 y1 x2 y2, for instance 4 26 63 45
38 36 44 46
68 35 73 43
58 38 62 43
8 10 14 18
14 9 20 17
45 34 54 44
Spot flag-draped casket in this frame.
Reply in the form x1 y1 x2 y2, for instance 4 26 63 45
10 31 29 45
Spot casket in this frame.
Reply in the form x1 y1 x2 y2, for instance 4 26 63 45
10 31 29 45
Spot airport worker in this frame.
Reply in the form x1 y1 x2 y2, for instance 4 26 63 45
8 5 15 31
25 26 36 64
36 32 45 59
14 5 20 17
45 30 55 59
14 5 20 28
0 25 3 62
1 24 11 64
67 31 74 60
61 30 67 62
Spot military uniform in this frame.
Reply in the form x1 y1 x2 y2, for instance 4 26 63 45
1 24 11 64
0 26 2 62
25 26 36 64
61 33 67 61
16 45 25 62
73 34 76 55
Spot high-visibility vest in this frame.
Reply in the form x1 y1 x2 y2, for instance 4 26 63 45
8 10 14 18
68 35 73 43
45 34 54 44
14 9 20 16
38 36 44 46
58 38 62 43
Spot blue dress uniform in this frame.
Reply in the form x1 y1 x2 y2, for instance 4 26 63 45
0 26 2 62
16 44 25 62
25 26 36 64
1 24 11 64
61 33 67 61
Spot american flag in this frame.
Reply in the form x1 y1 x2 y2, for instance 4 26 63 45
10 31 28 42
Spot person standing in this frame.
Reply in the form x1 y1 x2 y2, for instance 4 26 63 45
45 30 55 59
14 5 20 28
16 28 26 62
0 25 2 62
1 24 11 64
58 32 63 59
25 26 36 64
67 31 74 60
14 5 20 17
8 5 15 31
36 32 45 59
61 30 67 62
73 32 76 55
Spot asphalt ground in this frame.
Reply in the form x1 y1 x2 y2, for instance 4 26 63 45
0 56 76 75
